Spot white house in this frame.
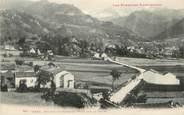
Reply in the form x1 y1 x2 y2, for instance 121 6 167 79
101 53 108 60
54 71 74 88
15 72 37 88
93 52 100 59
37 49 41 55
39 64 74 89
4 45 16 50
30 48 36 54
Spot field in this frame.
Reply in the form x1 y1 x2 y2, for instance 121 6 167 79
62 60 138 87
116 57 184 66
1 55 184 106
116 57 184 78
0 92 56 107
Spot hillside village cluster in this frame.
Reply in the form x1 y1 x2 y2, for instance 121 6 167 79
2 36 184 60
1 44 184 108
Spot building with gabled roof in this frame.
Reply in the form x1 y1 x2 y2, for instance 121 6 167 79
142 69 182 91
143 69 180 85
15 71 36 88
39 63 74 89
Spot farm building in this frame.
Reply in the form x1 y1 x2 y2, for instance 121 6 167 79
1 45 22 56
142 69 182 91
54 71 74 88
143 70 180 85
39 63 74 89
15 72 37 88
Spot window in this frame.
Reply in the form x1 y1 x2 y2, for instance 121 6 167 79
67 80 73 88
59 76 63 87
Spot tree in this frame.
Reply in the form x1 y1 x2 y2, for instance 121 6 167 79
34 65 40 73
17 37 26 48
79 40 89 57
15 59 24 65
110 69 122 91
179 46 184 58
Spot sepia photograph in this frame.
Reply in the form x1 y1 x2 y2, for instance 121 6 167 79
0 0 184 114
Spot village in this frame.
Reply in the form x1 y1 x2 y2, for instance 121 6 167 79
1 44 184 108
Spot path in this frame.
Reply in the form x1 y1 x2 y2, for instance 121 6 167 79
107 58 145 103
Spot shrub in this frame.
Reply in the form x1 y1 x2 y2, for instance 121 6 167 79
8 53 13 57
15 59 24 65
2 53 7 57
27 62 33 66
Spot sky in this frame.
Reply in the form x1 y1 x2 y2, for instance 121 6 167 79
30 0 184 11
26 0 184 17
1 0 184 16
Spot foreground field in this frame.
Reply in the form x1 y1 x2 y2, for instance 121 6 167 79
0 92 55 106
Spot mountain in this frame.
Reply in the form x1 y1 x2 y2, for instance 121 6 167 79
154 18 184 41
0 9 54 44
0 0 141 46
111 9 184 40
25 0 97 26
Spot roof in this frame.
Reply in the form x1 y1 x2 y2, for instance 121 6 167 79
16 65 34 72
0 70 14 78
0 63 16 70
40 64 65 76
55 71 72 76
164 73 176 78
15 72 35 78
143 70 180 85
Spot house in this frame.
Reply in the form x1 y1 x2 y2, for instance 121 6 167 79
1 46 22 56
4 45 16 50
30 48 36 54
37 49 41 56
39 63 74 89
127 46 135 52
101 53 109 60
92 52 101 60
14 72 37 88
92 52 109 60
54 71 74 88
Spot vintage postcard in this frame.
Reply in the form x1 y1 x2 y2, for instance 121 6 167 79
0 0 184 114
